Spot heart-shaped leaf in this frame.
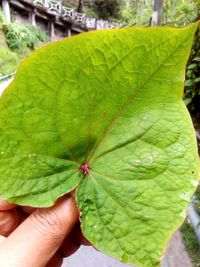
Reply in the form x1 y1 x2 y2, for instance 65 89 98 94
0 23 199 267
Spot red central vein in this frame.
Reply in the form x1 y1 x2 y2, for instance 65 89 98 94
88 93 135 163
87 34 189 163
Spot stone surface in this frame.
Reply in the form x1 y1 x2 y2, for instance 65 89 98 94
63 245 133 267
62 230 193 267
161 230 193 267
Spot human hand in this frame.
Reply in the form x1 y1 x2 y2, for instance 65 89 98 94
0 194 86 267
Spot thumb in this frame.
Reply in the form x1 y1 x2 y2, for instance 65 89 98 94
0 195 79 267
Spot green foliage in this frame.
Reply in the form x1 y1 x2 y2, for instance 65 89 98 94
0 47 19 76
0 11 19 76
0 11 48 76
0 10 5 29
180 220 200 267
193 185 200 216
120 0 152 26
3 22 48 52
0 24 199 267
120 0 199 26
163 0 199 26
184 27 200 113
94 0 123 19
23 24 48 49
62 0 77 8
83 6 98 18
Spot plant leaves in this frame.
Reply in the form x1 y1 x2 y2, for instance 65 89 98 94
185 79 193 87
194 77 200 83
0 23 200 267
187 63 197 69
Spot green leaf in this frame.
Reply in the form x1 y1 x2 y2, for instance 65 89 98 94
186 69 193 78
184 97 192 105
193 56 200 61
187 63 197 69
185 79 193 87
0 23 200 267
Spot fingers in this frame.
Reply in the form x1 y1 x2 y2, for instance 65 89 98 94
61 223 91 257
0 210 22 236
46 251 63 267
61 224 82 257
0 235 6 244
0 199 35 214
0 200 32 237
0 195 79 267
0 200 17 211
20 206 36 214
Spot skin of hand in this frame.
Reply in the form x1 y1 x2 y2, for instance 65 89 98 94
0 194 87 267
